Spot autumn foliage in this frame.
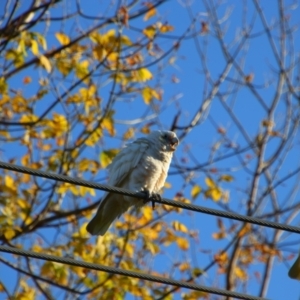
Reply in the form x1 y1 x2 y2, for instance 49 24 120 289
1 1 300 299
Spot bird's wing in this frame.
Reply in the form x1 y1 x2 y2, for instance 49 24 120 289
106 137 150 187
86 138 151 235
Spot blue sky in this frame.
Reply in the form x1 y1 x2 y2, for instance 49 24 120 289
1 0 300 299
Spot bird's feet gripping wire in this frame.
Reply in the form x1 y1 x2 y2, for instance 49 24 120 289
142 188 162 209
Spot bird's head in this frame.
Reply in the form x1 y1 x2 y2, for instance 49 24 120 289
149 130 179 152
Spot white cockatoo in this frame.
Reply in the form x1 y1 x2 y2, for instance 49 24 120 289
288 253 300 280
86 130 179 236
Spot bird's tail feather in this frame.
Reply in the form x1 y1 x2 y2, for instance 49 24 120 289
86 196 130 236
288 253 300 280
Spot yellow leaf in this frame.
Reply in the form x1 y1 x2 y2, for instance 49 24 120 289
234 266 248 281
78 159 92 172
210 188 222 201
164 181 171 188
73 222 89 238
32 245 43 252
160 228 177 246
75 60 89 82
100 29 116 45
212 231 227 240
192 267 204 277
4 175 17 194
67 94 81 104
145 240 159 255
20 114 38 123
57 266 69 285
183 291 207 299
75 60 89 83
41 261 53 277
79 186 96 197
57 183 79 196
214 252 228 265
36 33 47 50
4 228 16 240
112 72 129 86
107 52 119 63
56 183 68 195
11 95 27 113
80 85 96 100
143 25 156 39
142 87 152 104
219 174 234 182
44 113 68 137
39 55 52 73
5 175 14 188
123 128 135 140
133 68 153 82
205 177 216 188
142 206 153 221
140 125 150 134
31 40 39 55
238 224 251 237
20 212 33 225
191 184 201 199
84 128 102 147
144 3 156 20
160 24 174 33
55 32 70 45
142 86 160 104
0 77 8 94
142 222 161 240
176 236 189 250
101 112 115 136
179 262 190 272
172 221 188 233
120 35 132 46
18 279 36 299
21 154 29 166
30 162 43 169
6 49 24 67
56 59 72 76
17 199 30 210
204 187 222 201
239 248 253 265
100 149 119 168
0 130 10 138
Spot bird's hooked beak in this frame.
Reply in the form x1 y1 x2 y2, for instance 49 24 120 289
170 136 179 151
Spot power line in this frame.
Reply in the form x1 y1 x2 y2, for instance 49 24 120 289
0 160 300 234
0 245 268 300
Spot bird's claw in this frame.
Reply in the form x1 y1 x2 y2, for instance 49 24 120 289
142 189 161 210
150 193 162 210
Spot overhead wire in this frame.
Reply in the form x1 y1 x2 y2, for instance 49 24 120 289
0 160 300 234
0 245 268 300
0 160 295 300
